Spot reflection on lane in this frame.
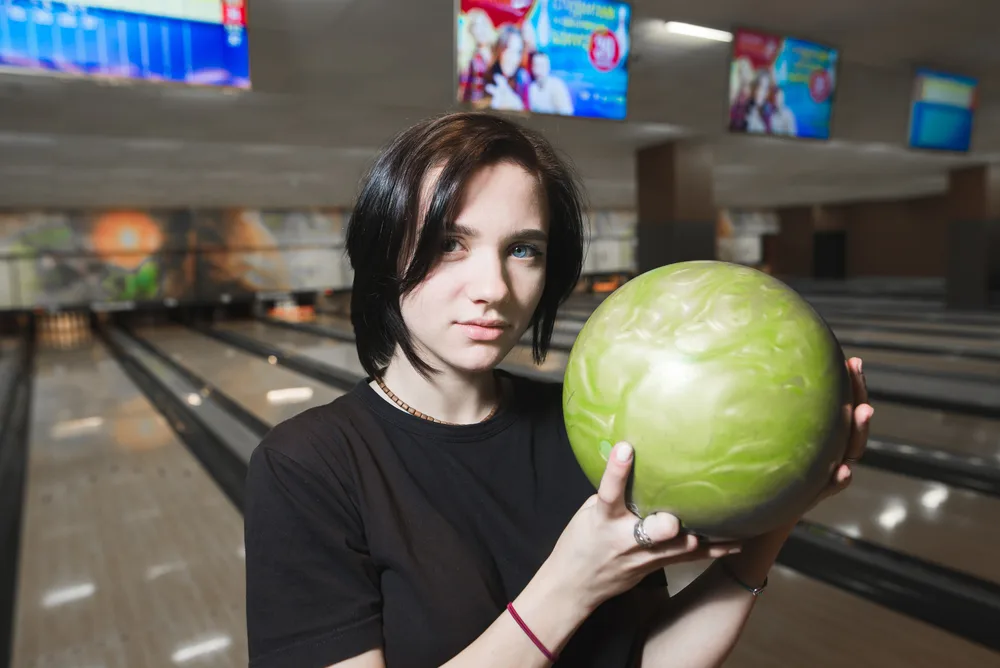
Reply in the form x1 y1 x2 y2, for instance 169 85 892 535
804 468 1000 583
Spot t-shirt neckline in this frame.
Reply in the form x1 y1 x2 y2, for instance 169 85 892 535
352 369 521 442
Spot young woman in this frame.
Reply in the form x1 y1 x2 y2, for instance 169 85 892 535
244 112 872 668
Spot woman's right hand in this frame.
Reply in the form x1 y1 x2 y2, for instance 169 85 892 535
542 442 743 613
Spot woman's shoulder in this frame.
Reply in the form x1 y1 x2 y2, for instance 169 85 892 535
249 390 371 488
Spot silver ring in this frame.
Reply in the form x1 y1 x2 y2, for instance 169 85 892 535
633 517 654 549
845 457 859 464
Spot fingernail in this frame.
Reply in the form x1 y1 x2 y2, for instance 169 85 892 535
858 359 863 374
616 443 633 463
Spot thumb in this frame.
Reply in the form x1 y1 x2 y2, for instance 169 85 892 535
596 442 633 516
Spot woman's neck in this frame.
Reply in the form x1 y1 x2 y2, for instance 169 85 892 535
374 355 501 425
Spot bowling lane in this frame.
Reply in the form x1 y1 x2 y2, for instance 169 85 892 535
803 469 1000 583
838 346 1000 379
13 341 247 668
572 307 1000 376
832 326 1000 358
501 346 1000 584
230 320 1000 663
215 319 368 378
552 316 1000 374
134 325 346 424
826 313 1000 340
720 565 1000 667
866 401 1000 462
801 297 1000 325
566 290 1000 328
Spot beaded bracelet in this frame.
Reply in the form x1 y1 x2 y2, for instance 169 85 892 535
719 560 768 597
507 602 558 663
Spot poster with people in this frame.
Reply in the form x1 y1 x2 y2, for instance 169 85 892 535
728 28 839 140
456 0 631 120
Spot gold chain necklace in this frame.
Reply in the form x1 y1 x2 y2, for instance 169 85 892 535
375 376 500 426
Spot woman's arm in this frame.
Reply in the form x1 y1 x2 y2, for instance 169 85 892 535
440 562 593 668
640 357 872 668
639 525 793 668
327 440 735 668
324 553 597 668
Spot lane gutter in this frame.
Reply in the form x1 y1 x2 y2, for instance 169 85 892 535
0 335 33 668
100 326 264 512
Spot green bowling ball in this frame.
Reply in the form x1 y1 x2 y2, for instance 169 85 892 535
562 261 852 541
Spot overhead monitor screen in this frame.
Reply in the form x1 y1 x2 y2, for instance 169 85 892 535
457 0 631 120
0 1 250 89
728 28 838 140
908 69 977 152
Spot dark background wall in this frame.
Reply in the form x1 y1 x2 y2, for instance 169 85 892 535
836 195 948 277
772 195 949 279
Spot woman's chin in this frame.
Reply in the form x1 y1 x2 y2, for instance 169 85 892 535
444 346 512 374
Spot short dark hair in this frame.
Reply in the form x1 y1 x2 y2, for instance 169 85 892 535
346 111 586 379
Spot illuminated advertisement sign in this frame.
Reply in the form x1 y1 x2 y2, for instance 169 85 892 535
0 1 250 88
908 69 977 152
457 0 631 120
729 28 839 140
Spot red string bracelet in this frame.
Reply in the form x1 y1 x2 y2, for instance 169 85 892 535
507 602 558 663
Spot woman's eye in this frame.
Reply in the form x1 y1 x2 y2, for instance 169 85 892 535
442 238 460 253
511 244 541 259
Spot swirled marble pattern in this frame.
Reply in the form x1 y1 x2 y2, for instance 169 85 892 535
563 261 852 539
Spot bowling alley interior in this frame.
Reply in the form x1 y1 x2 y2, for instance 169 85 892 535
3 1 1000 667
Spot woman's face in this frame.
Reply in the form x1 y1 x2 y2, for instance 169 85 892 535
499 33 524 77
470 13 491 45
399 162 548 375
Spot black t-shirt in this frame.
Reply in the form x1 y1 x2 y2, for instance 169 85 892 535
244 371 667 668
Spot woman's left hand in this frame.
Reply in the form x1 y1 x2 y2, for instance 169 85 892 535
728 358 874 579
806 356 874 511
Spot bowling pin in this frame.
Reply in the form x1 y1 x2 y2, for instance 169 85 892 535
615 5 629 61
537 0 551 48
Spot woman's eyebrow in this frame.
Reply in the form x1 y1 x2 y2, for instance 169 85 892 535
449 224 549 244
